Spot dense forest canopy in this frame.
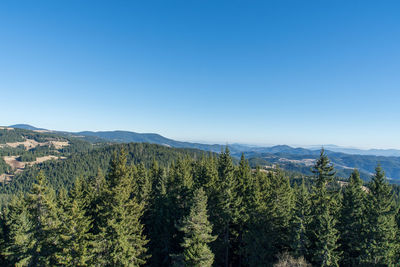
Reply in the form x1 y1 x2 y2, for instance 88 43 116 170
1 146 400 266
7 125 400 182
1 127 400 266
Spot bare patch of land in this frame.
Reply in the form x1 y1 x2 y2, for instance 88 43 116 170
1 155 66 183
278 158 316 166
337 180 369 192
3 156 25 170
33 130 52 133
3 155 66 170
0 173 13 183
0 138 69 150
34 155 66 163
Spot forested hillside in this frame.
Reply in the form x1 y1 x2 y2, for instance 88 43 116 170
244 149 400 182
1 148 400 266
0 142 213 194
9 125 400 182
0 127 102 189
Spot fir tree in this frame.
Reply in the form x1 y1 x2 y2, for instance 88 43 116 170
214 147 242 267
96 150 148 266
234 154 254 266
167 158 195 261
174 188 216 267
309 150 340 267
147 161 172 266
0 208 7 265
56 176 93 266
362 165 397 265
312 149 336 187
290 179 311 259
86 168 110 265
135 163 152 205
25 171 62 265
338 169 366 266
244 169 294 265
2 194 32 265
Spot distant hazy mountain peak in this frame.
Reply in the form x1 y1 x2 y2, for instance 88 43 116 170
9 124 47 131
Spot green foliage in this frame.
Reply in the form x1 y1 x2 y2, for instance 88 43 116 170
95 150 148 266
2 193 32 265
213 147 242 267
290 179 311 258
1 145 400 266
338 169 366 266
1 142 209 194
309 150 340 267
3 172 63 265
56 176 93 265
244 169 294 266
174 188 216 267
361 165 398 265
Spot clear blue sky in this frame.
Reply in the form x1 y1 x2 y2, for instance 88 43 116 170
1 1 400 149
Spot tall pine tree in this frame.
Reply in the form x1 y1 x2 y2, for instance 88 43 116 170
56 176 93 265
95 150 148 266
174 188 216 267
338 169 366 266
362 165 397 265
244 169 294 265
214 147 242 267
2 193 32 265
24 171 62 265
309 149 340 266
290 179 311 259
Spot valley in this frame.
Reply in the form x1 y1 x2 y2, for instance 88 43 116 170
4 124 400 184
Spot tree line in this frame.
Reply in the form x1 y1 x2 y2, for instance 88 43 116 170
0 148 399 266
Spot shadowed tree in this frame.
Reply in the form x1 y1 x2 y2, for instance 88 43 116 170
174 188 216 267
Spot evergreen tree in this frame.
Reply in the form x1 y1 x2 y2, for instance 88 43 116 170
244 169 294 265
87 168 107 232
0 209 6 265
174 188 216 267
312 149 336 188
56 176 93 265
338 169 366 266
214 147 242 267
234 154 254 266
135 163 152 205
290 179 311 259
86 168 110 265
243 167 269 266
147 161 172 266
309 150 340 266
167 158 195 262
2 194 32 265
193 155 218 192
96 150 148 266
0 209 7 265
396 205 400 264
361 165 397 265
24 171 62 265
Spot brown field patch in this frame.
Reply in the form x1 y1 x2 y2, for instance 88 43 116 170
0 173 13 183
1 155 66 183
0 138 69 150
47 141 69 149
3 156 26 169
3 155 66 170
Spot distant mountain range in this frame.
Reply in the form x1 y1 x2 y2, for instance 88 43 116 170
8 124 400 181
306 144 400 157
10 124 48 131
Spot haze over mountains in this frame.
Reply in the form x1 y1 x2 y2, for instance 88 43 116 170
6 124 400 182
10 124 400 157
